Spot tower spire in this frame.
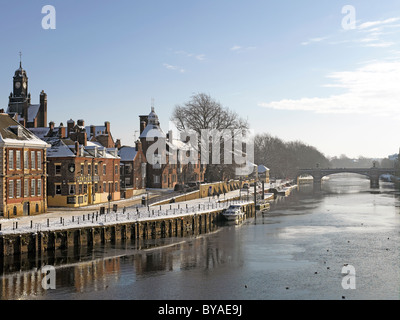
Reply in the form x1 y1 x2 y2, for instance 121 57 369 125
19 51 22 68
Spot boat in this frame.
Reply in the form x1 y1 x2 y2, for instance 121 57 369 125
222 204 245 221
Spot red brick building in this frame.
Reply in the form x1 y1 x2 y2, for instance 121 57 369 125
0 113 49 217
139 107 205 189
31 119 121 208
118 140 147 198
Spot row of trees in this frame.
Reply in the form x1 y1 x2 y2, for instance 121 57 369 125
171 93 396 182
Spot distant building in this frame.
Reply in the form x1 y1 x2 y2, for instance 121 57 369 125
5 61 47 128
139 107 205 189
30 119 120 208
0 113 49 217
118 141 147 198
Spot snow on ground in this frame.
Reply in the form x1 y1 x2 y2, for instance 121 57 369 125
0 180 289 236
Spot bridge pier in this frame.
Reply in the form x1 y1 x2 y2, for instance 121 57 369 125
370 176 380 189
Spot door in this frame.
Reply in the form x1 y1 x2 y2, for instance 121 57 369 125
23 202 30 216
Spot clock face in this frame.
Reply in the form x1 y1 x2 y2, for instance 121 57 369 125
15 82 21 89
22 81 26 89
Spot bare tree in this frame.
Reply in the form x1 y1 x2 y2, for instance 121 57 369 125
171 93 249 182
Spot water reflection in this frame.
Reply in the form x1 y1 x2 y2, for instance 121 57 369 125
2 174 400 300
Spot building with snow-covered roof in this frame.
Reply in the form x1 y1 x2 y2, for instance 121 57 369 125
44 134 121 208
0 113 50 217
139 106 205 189
118 140 147 198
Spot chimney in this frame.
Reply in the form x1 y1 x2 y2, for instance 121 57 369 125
104 121 110 134
136 140 142 152
49 121 55 130
75 141 79 155
59 123 66 138
77 119 85 127
67 119 75 137
115 139 121 149
139 115 148 134
90 125 96 139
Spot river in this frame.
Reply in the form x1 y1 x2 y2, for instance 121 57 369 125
1 174 399 300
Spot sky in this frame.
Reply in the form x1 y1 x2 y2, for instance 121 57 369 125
1 0 400 159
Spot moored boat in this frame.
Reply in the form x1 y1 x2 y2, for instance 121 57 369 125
222 204 245 221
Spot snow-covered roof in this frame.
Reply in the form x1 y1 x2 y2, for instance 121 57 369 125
0 114 49 148
27 104 40 123
45 138 76 158
258 165 270 173
139 124 165 139
29 127 51 139
119 146 138 161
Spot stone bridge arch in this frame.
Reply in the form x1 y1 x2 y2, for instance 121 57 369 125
296 168 397 189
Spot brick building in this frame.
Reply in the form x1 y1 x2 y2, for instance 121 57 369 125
31 119 120 208
139 107 205 189
0 113 49 217
118 140 147 198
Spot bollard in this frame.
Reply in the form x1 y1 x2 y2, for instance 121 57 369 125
78 217 80 225
60 217 63 224
83 215 85 221
47 219 49 227
0 224 1 231
31 221 33 229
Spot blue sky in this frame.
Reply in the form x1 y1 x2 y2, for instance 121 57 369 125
1 0 400 159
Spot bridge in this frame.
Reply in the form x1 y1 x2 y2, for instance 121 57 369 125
296 167 397 188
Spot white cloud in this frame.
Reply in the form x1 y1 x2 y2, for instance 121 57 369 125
259 60 400 117
230 45 256 52
358 17 400 30
230 45 242 51
163 63 185 73
301 37 328 46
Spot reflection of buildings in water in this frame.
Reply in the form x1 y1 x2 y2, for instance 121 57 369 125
73 257 121 293
1 268 45 300
0 256 122 299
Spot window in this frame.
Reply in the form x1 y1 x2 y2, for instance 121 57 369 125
9 150 14 170
78 184 82 194
88 164 91 174
37 179 42 196
81 164 84 175
115 165 118 175
9 180 14 198
31 151 36 169
24 151 28 169
154 175 160 184
103 182 107 192
24 179 29 198
83 184 87 194
37 152 42 170
103 164 106 175
94 164 98 175
94 183 98 193
16 180 21 198
55 184 61 195
69 184 76 195
163 175 167 183
115 182 118 192
16 150 21 170
55 164 61 175
31 179 35 197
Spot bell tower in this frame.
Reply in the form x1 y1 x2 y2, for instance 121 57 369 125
12 52 29 100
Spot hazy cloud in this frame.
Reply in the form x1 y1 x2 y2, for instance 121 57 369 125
259 59 400 117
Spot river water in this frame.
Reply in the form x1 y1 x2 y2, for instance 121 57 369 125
1 174 400 300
